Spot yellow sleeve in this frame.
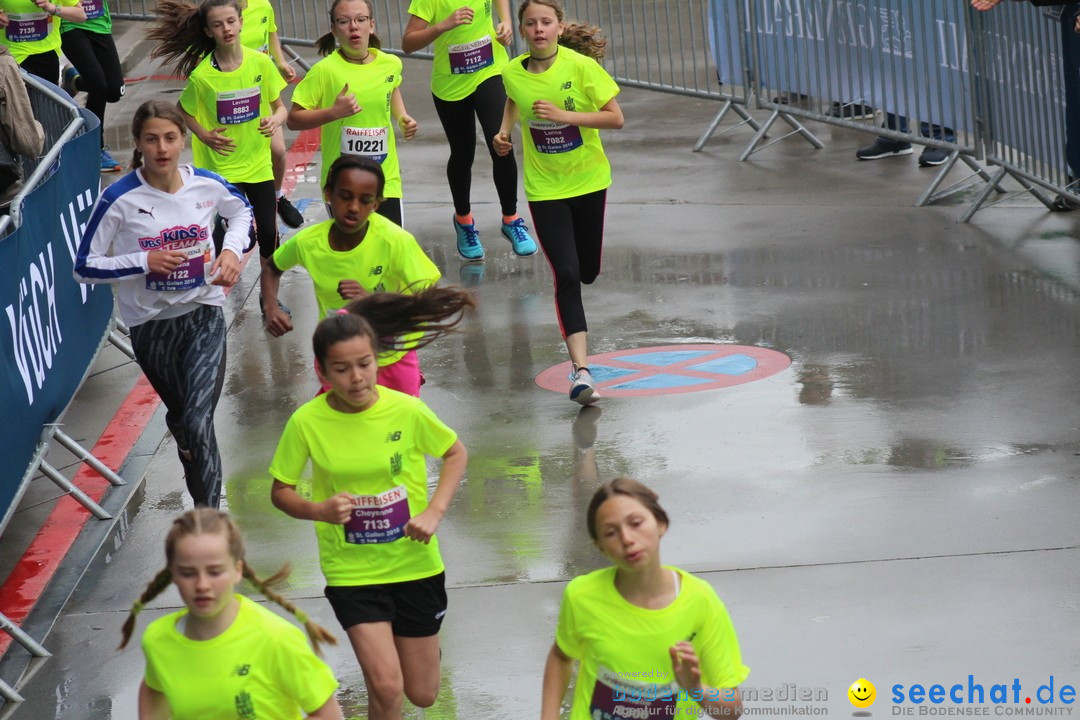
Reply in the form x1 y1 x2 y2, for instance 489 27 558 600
695 582 750 689
272 625 339 713
268 410 311 486
554 582 584 659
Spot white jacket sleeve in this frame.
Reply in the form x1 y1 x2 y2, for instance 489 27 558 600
73 192 149 284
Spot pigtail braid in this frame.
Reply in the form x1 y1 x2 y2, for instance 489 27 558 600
117 567 173 649
316 32 336 56
241 563 338 656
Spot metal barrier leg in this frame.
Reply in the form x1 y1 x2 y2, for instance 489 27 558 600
108 330 135 360
959 166 1009 223
1012 174 1057 210
738 109 780 161
0 679 24 703
739 110 824 161
693 101 762 152
37 461 111 520
50 429 126 487
959 155 1008 194
0 614 49 660
776 111 825 150
916 150 963 207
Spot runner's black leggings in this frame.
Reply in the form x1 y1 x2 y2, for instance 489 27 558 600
214 179 277 258
528 189 607 338
432 75 518 217
129 304 227 508
61 29 124 149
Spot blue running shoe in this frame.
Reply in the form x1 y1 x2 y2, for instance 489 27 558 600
568 367 600 405
62 65 80 96
100 147 122 173
501 217 538 256
453 216 484 261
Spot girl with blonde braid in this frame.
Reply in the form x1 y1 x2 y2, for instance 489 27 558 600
118 508 343 720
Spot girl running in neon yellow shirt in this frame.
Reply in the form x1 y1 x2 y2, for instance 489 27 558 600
288 0 417 227
270 295 470 720
494 0 623 405
119 508 343 719
543 478 750 720
260 155 442 396
150 0 287 312
403 0 537 260
238 0 305 229
0 0 84 83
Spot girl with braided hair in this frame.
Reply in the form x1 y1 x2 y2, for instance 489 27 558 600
118 508 343 720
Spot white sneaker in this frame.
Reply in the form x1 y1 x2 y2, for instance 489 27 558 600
568 367 600 405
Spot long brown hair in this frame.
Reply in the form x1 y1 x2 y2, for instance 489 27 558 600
317 0 383 57
118 509 337 655
518 0 608 60
149 0 245 78
130 100 187 171
312 286 475 368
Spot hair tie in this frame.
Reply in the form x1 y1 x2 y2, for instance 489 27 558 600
132 601 145 614
295 609 310 625
336 309 348 315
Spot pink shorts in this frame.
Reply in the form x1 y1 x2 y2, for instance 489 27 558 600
315 350 422 398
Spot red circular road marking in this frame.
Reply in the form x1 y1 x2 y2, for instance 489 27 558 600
535 344 791 398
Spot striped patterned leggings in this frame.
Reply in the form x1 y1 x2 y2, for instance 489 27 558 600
129 304 227 508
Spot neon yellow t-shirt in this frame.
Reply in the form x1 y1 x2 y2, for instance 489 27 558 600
270 215 440 366
240 0 277 55
0 0 80 64
500 47 620 201
179 47 285 183
142 595 338 720
556 566 750 720
291 49 405 197
407 0 508 101
269 388 457 587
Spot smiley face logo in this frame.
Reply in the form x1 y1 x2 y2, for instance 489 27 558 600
848 678 876 709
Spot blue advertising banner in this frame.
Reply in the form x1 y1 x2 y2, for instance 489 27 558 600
712 0 974 132
0 110 111 533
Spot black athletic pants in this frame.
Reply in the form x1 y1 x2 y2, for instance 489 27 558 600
61 29 124 149
528 189 607 338
431 75 518 218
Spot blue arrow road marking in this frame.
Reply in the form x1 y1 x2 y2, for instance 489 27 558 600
622 350 714 367
688 354 757 375
611 373 716 390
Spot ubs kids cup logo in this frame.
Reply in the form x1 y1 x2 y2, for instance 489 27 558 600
137 224 209 250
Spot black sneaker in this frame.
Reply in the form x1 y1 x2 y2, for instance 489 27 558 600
829 101 875 120
856 138 913 160
918 147 949 167
771 91 809 104
277 196 304 229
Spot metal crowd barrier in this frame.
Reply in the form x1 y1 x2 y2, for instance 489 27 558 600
106 0 1080 214
0 76 122 708
963 3 1079 221
732 0 1001 208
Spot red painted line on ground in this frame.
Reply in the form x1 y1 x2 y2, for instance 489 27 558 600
0 377 159 657
0 123 322 656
